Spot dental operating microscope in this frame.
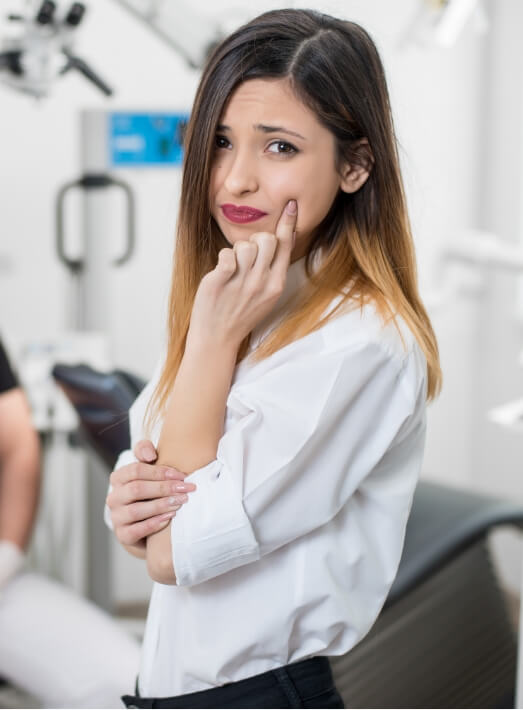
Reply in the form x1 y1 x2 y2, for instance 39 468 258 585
0 0 224 99
0 0 112 99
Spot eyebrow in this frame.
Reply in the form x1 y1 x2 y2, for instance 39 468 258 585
217 123 306 141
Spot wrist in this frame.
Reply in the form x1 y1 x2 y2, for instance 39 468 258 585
185 330 240 359
122 539 146 560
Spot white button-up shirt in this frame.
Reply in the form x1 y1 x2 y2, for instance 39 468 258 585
105 253 427 698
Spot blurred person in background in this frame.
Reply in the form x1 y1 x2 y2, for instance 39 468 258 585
0 336 140 709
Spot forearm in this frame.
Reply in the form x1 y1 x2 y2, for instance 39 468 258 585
146 338 238 584
0 435 40 550
157 338 238 473
123 541 146 560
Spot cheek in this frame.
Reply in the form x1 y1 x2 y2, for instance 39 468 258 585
209 164 222 203
298 183 338 233
267 164 338 235
263 167 308 222
209 168 229 223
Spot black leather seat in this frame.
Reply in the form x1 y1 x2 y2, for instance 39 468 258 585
52 363 144 468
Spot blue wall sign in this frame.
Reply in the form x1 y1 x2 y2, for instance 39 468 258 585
110 112 189 166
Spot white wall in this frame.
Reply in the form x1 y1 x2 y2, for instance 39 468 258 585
0 0 202 376
1 0 521 602
472 0 523 593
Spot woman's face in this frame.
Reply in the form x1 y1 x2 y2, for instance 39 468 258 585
209 78 350 262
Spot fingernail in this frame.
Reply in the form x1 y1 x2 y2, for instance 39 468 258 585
174 482 194 492
141 448 155 462
286 200 297 215
160 512 176 521
165 469 180 479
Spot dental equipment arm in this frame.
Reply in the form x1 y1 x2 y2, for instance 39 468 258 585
111 0 223 69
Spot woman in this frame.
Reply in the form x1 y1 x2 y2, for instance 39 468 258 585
106 8 442 708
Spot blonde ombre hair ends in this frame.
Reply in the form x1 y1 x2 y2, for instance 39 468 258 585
146 8 442 432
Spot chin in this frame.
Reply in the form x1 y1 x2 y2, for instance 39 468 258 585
217 222 257 245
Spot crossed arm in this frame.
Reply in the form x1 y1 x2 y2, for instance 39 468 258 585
145 338 239 584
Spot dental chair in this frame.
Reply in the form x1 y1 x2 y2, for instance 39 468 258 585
53 363 523 709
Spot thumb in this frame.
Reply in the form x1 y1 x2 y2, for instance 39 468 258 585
134 439 157 463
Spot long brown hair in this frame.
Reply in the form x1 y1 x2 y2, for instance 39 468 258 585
147 8 442 430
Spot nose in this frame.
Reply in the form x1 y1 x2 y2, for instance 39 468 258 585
223 148 258 196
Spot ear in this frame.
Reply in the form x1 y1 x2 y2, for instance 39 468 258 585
339 138 374 194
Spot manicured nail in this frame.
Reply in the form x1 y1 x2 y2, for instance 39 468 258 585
174 482 194 492
141 448 155 462
165 469 180 479
286 200 297 215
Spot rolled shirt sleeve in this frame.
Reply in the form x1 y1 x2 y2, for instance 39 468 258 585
171 338 425 587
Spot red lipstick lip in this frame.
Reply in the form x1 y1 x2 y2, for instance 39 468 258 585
220 204 268 224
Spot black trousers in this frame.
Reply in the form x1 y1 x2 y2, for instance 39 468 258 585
121 656 344 708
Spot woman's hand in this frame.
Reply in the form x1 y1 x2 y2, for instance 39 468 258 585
188 200 298 349
106 440 196 549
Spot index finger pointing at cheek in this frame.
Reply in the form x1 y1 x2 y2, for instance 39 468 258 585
277 200 297 243
272 200 297 270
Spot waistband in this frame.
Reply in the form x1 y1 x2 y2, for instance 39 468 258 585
122 656 334 708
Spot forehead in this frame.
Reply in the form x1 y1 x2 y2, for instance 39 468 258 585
221 78 320 131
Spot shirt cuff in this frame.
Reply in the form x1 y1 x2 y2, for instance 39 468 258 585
171 459 260 586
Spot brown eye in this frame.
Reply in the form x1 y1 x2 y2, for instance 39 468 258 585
215 135 230 149
267 140 298 155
